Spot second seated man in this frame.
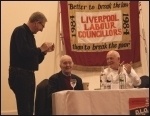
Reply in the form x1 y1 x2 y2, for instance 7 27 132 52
48 55 83 114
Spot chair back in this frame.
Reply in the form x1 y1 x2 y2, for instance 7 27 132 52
138 75 149 88
35 79 50 115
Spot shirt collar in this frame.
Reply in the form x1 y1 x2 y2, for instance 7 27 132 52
62 71 71 77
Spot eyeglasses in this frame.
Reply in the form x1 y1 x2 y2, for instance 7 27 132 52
38 22 45 28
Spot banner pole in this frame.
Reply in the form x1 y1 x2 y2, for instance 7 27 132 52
54 1 60 73
139 2 149 73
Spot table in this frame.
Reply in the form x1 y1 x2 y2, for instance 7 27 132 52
52 88 149 115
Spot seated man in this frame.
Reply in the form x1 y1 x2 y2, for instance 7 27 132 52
104 50 141 89
48 55 83 114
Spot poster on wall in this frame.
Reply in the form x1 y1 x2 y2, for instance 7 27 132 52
129 97 149 115
60 1 141 71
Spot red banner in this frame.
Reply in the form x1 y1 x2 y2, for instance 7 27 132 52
129 97 149 115
60 1 141 71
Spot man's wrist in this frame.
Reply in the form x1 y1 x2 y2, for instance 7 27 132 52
42 51 47 55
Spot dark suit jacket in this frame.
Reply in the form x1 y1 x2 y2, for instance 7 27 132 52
48 71 83 115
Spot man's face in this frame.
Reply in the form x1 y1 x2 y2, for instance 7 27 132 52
106 53 120 69
60 58 73 75
33 21 45 34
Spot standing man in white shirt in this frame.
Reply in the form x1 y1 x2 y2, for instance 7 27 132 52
104 50 141 89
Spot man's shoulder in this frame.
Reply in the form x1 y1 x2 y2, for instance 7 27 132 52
49 73 59 79
13 24 26 32
48 71 64 80
104 67 110 72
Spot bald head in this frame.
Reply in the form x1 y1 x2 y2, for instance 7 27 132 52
107 50 120 58
60 55 73 64
106 50 120 70
60 55 74 75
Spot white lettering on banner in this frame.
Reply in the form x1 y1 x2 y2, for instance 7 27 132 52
135 108 149 115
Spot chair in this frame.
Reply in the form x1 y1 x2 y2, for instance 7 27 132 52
138 75 149 88
34 79 50 115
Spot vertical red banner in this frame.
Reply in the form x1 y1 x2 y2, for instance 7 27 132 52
60 1 141 71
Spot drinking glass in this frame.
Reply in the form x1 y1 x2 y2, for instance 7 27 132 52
119 73 126 89
70 79 77 90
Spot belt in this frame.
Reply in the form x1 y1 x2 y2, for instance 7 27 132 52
9 66 34 73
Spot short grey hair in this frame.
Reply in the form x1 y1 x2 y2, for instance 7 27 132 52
28 11 47 23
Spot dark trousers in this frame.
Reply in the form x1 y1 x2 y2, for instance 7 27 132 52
8 67 35 115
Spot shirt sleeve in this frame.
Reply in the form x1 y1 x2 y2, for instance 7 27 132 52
127 67 141 86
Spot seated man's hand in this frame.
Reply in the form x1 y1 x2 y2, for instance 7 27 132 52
124 61 132 74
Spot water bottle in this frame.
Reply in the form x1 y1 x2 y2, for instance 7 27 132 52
119 72 126 89
106 80 111 89
106 75 112 89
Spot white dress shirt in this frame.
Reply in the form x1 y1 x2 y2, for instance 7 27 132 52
104 65 141 89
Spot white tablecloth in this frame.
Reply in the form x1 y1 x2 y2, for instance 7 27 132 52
52 88 149 115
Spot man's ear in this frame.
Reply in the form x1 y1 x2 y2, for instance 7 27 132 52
72 62 74 66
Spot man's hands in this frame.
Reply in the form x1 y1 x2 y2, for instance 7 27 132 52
118 61 132 74
124 61 132 74
118 61 124 74
40 42 54 53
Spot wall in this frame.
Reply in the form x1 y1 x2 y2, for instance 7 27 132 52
1 1 149 114
1 1 60 114
139 1 149 72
